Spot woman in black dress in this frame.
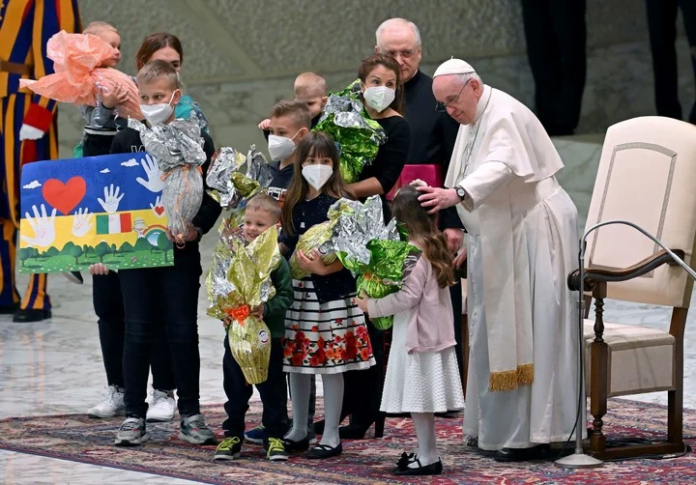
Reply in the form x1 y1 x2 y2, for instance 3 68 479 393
316 53 411 439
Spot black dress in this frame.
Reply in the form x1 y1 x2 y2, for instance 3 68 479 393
358 115 410 221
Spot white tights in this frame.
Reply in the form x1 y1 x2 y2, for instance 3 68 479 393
286 373 344 448
411 412 438 467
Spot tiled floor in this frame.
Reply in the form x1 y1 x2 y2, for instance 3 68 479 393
3 136 695 483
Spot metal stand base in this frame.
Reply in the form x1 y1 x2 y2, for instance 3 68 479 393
554 452 604 469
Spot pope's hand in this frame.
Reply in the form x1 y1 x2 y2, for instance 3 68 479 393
72 208 94 238
136 154 165 193
417 186 461 214
21 204 56 247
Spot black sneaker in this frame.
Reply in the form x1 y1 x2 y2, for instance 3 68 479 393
264 437 289 461
214 436 242 460
63 272 83 285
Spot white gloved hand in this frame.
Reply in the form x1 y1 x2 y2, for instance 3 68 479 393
19 124 45 141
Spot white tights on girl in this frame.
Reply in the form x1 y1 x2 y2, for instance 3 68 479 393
411 413 439 467
286 373 344 448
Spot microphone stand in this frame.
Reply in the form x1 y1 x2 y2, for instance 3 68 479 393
555 219 696 469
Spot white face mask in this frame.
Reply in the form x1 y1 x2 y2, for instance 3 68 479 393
140 90 179 126
268 131 301 161
363 86 396 113
302 164 333 191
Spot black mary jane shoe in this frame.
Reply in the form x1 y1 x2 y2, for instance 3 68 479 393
394 457 444 476
494 444 552 462
395 452 415 471
13 309 51 323
306 443 342 459
284 436 310 453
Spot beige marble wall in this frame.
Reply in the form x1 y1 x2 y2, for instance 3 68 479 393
57 0 694 158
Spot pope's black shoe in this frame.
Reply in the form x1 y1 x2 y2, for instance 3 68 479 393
494 444 552 462
13 309 51 323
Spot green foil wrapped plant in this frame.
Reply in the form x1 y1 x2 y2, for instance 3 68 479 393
206 225 281 384
332 196 419 330
314 79 387 183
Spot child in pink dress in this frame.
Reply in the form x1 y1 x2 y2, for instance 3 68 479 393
357 183 464 476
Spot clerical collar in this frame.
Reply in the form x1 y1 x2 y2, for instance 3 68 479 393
473 85 493 123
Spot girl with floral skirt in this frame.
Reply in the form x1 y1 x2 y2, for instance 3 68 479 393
279 132 375 459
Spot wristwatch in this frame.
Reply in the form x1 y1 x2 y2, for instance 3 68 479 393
193 226 203 242
455 186 467 201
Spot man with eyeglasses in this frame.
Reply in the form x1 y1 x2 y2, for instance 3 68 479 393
375 17 466 401
417 58 581 462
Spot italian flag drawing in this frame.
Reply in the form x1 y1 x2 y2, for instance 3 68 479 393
96 213 132 235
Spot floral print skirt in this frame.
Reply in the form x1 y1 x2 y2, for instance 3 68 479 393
283 279 376 374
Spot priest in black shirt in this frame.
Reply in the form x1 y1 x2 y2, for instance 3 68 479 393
375 18 466 390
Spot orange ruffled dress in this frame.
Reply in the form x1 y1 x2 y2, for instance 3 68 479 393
20 30 142 120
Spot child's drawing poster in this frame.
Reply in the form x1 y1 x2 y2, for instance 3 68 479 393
19 152 174 273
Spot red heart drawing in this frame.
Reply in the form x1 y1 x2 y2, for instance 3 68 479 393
42 177 87 215
154 206 165 216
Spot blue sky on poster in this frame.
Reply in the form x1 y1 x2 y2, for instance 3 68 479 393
20 153 165 217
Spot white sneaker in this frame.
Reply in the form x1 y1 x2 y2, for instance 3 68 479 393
146 389 176 422
88 385 125 419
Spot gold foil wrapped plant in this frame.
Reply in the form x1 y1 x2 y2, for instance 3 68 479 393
206 225 281 384
206 145 272 210
287 200 352 279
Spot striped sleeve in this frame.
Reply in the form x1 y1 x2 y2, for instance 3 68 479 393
28 0 81 120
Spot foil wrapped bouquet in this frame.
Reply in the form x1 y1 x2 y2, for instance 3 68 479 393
206 225 281 384
206 145 272 210
314 79 387 183
333 196 419 330
288 200 353 279
129 116 206 245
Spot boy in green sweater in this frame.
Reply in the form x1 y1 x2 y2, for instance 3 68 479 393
215 195 294 462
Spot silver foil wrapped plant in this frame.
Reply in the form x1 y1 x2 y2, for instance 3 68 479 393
128 116 206 245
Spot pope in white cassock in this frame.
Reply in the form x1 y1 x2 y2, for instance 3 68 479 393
418 58 583 462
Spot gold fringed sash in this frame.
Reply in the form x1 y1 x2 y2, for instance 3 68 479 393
489 363 534 392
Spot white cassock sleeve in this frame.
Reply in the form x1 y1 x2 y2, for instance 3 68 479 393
458 161 514 211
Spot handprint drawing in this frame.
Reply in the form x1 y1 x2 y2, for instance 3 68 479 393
71 208 93 238
21 204 57 248
98 185 125 214
136 154 165 193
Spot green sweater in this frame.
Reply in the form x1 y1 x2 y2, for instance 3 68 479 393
263 258 294 339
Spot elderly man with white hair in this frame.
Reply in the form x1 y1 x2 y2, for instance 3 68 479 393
326 18 467 442
418 58 582 461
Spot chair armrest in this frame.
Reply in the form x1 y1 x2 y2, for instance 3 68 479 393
567 249 686 291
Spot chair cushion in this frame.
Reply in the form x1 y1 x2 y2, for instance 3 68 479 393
583 320 675 397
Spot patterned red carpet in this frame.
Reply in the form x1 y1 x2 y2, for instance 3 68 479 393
0 399 694 484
